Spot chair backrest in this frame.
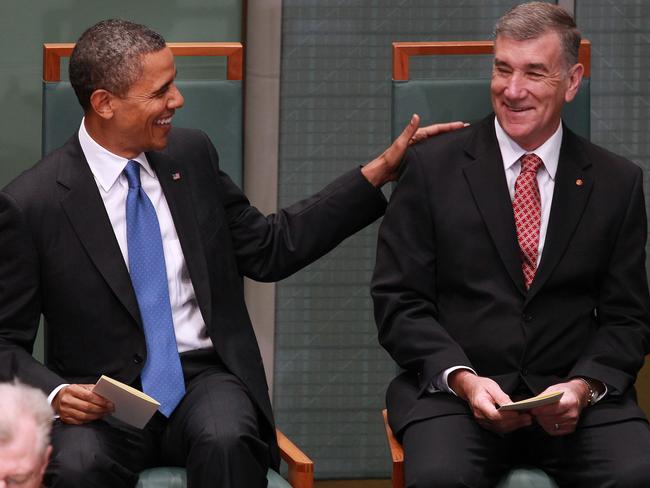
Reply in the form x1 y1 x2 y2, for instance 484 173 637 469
391 40 591 140
42 42 244 186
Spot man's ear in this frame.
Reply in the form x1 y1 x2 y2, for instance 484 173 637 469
89 89 116 120
564 63 584 103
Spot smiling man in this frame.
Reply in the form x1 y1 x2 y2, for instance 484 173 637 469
372 3 650 486
0 18 463 488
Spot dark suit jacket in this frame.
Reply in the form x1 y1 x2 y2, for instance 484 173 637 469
0 127 387 466
372 116 650 436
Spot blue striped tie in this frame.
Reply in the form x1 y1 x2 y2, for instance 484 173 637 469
124 160 185 417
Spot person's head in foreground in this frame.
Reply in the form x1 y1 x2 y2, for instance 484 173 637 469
0 381 53 488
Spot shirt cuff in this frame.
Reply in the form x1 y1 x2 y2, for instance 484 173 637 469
48 384 69 418
427 366 477 396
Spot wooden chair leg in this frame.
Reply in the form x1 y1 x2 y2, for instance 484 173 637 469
276 429 314 488
382 409 404 488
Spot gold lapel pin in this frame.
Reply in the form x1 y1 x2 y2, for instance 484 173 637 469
576 178 584 186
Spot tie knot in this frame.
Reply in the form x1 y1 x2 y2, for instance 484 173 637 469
521 153 543 174
124 160 142 189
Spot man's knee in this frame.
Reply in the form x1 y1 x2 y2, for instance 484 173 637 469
45 422 139 488
46 443 136 488
194 421 265 460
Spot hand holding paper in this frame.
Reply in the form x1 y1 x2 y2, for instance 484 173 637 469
93 375 160 429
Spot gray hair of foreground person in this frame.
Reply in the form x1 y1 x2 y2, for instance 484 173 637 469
0 381 53 457
495 1 581 70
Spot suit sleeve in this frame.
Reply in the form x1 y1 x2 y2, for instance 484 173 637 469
570 166 650 394
200 131 388 282
371 148 472 393
0 191 66 392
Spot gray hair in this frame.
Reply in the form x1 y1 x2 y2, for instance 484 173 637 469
69 19 167 111
494 2 581 70
0 381 53 456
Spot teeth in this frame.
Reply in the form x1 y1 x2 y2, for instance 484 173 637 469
155 116 172 125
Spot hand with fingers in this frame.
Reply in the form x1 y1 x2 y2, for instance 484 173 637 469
52 384 115 425
409 120 467 145
361 114 466 187
531 379 590 436
449 370 532 434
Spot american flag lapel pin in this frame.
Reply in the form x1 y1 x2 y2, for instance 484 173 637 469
172 171 181 181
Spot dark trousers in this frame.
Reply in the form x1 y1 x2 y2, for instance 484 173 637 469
45 349 270 488
401 413 650 488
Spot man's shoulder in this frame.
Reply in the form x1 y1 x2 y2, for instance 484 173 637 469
2 134 79 198
405 115 493 173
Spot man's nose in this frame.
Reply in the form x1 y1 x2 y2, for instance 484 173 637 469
504 73 527 99
168 84 185 109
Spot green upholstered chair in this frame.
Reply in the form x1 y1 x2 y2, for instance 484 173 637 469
41 42 314 488
383 40 593 488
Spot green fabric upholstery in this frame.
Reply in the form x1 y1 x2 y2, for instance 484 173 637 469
42 80 243 186
496 467 559 488
391 79 590 141
135 467 292 488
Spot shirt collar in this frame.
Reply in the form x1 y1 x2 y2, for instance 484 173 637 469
78 118 155 192
494 116 562 181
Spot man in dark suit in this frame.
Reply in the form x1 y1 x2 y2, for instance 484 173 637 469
372 3 650 487
0 19 460 488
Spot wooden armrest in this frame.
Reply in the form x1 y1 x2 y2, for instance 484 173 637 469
276 429 314 488
382 409 404 488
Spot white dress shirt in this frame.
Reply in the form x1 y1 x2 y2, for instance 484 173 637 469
48 120 212 403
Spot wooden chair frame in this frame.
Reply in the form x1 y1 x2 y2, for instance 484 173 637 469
382 409 404 488
43 42 244 81
392 39 591 81
277 429 314 488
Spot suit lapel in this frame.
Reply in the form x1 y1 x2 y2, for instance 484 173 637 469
462 119 526 295
57 136 142 325
147 151 213 327
527 128 593 301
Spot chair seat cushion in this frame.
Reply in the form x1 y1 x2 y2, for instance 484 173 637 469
136 467 292 488
496 467 559 488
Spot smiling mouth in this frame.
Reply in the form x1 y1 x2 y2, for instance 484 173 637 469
505 104 532 113
154 115 173 126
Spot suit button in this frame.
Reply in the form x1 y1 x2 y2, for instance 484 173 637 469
522 314 533 322
133 353 143 364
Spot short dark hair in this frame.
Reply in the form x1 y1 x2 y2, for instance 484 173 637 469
495 2 581 70
69 19 167 111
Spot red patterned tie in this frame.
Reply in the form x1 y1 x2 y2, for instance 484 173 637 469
513 153 543 289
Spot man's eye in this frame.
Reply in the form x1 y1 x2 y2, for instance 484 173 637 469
528 72 544 80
